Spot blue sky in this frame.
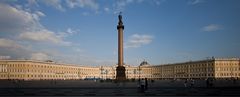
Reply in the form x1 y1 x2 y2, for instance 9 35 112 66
0 0 239 66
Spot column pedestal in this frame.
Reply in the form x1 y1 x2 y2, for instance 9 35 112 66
116 66 126 81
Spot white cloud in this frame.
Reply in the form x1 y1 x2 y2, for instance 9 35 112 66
114 0 164 14
31 52 49 60
19 31 72 46
0 55 11 60
0 3 82 63
0 38 32 59
114 0 129 13
126 0 134 3
104 7 110 12
26 0 99 12
125 34 153 48
0 3 42 33
35 11 45 17
27 0 38 6
58 28 80 39
19 30 61 44
0 3 71 46
188 0 204 5
153 0 166 6
32 11 45 21
202 24 222 32
66 0 99 11
74 48 84 53
82 12 90 16
66 28 79 34
40 0 65 11
0 39 62 61
0 38 22 48
113 0 145 13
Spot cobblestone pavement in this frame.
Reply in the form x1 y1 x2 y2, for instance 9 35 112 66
0 80 240 96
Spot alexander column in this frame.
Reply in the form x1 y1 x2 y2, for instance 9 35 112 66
116 13 126 81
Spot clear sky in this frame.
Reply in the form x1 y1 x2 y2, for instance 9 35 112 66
0 0 239 66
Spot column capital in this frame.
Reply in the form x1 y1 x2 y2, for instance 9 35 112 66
117 25 124 30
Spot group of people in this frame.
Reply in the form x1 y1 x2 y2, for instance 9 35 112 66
183 78 216 88
139 78 148 93
184 79 195 88
206 78 214 88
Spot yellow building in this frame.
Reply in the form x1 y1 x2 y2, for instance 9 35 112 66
0 58 239 80
0 60 99 80
139 58 240 79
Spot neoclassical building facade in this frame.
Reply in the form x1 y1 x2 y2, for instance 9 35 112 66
0 58 239 80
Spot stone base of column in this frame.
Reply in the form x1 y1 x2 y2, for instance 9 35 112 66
116 66 126 81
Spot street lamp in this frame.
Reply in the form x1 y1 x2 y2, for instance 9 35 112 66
100 66 103 80
230 63 233 78
134 69 136 80
112 67 115 79
105 70 108 80
138 66 141 80
126 69 128 79
206 57 209 79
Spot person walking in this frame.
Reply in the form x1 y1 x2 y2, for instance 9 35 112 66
145 78 148 91
184 79 188 87
209 78 213 87
137 79 140 92
190 79 194 87
140 78 145 93
206 78 209 88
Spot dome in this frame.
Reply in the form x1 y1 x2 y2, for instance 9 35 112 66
140 60 150 66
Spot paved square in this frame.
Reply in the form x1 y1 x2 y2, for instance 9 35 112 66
0 80 240 96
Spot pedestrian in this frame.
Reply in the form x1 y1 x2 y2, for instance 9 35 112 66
137 80 140 91
145 78 148 91
233 78 237 84
206 78 209 88
209 78 213 87
190 79 194 87
140 78 145 93
184 79 187 87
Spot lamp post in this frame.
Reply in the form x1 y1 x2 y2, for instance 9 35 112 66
7 67 10 80
105 70 108 80
188 64 190 79
100 66 103 80
126 70 128 79
40 73 42 80
230 62 233 78
134 69 136 80
138 66 141 80
112 67 115 79
206 57 209 79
